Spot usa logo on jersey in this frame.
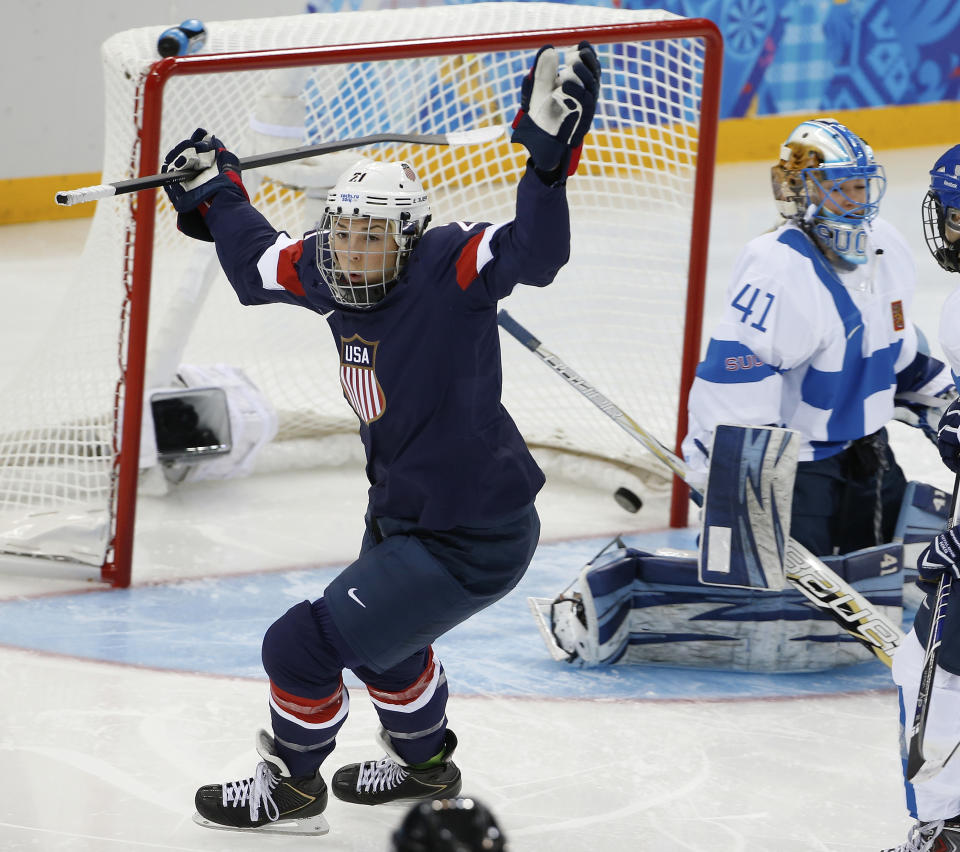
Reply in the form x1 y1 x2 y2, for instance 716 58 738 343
340 335 386 424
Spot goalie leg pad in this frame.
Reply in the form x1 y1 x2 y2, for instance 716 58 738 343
538 538 903 672
549 542 635 666
630 545 900 671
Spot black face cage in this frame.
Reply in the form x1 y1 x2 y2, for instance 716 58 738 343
922 191 960 274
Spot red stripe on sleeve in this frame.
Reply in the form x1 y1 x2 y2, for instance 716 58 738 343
277 241 307 297
455 232 484 291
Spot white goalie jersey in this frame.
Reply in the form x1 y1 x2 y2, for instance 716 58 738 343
939 286 960 381
683 218 949 478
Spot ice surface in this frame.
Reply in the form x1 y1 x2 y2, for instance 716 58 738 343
0 146 954 850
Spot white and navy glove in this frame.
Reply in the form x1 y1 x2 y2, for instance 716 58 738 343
511 41 601 182
161 128 247 241
918 526 960 586
938 396 960 473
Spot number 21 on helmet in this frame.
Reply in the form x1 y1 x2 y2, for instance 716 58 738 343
316 159 432 308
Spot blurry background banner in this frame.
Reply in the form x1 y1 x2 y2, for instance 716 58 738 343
6 0 960 223
309 0 960 118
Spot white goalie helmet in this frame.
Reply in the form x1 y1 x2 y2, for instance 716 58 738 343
316 158 432 308
770 118 886 266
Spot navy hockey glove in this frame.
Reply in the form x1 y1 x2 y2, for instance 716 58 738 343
511 41 600 181
161 128 247 241
938 397 960 473
918 526 960 586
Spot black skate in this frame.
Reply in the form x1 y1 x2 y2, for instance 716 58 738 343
882 817 960 852
192 729 329 835
332 726 462 806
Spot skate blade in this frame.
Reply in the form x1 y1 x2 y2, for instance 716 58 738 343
192 811 330 836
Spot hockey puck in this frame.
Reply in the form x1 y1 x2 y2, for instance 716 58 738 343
613 487 642 513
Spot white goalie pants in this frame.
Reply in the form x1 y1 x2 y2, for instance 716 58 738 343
893 629 960 821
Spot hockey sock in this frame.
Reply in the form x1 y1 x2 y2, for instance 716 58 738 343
409 746 447 769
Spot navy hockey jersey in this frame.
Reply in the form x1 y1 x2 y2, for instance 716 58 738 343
202 165 569 529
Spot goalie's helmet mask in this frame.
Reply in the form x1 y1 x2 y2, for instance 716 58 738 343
317 158 432 308
923 144 960 274
391 797 508 852
770 118 886 268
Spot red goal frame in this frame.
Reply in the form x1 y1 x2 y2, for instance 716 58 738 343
104 20 723 587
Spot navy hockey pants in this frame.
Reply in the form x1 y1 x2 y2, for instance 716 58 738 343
261 503 539 774
791 430 906 557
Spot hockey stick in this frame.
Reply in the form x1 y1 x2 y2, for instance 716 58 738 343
905 474 960 783
54 125 505 207
496 311 691 485
498 308 904 667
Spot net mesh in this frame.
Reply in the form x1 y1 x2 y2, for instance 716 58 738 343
0 4 714 570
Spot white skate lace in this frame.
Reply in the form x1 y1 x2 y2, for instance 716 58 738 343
221 761 281 822
887 820 944 852
355 756 409 793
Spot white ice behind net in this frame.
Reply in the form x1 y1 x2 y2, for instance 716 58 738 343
0 4 710 567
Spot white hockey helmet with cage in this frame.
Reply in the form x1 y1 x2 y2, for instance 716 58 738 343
771 118 886 266
317 158 431 307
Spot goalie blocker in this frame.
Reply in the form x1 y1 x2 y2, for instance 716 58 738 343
697 425 948 600
698 424 798 592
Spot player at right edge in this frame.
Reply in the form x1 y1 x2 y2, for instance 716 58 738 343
885 146 960 852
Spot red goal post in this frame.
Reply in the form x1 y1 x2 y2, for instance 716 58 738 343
2 7 721 586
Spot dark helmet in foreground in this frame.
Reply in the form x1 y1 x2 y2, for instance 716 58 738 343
391 797 507 852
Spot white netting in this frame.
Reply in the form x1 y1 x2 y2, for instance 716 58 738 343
0 4 715 573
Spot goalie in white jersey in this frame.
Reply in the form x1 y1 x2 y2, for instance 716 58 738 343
683 118 953 557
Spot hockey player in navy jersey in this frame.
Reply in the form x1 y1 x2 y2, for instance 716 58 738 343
682 118 954 558
159 42 600 834
885 145 960 852
931 144 960 406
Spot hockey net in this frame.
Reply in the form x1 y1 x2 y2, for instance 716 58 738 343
0 4 720 585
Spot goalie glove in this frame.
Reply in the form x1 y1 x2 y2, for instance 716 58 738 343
161 128 248 241
893 387 957 446
939 396 960 473
510 41 601 182
917 526 960 586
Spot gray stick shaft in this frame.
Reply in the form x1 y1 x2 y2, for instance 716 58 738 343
495 309 692 487
906 473 960 782
55 126 503 206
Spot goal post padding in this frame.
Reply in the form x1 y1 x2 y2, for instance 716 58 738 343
0 5 721 585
